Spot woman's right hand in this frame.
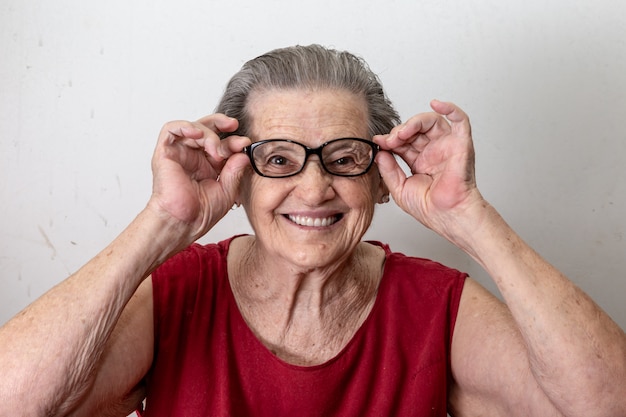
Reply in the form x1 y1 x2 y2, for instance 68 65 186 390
147 113 251 242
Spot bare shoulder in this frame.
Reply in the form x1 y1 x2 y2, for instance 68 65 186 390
69 279 154 416
448 278 563 417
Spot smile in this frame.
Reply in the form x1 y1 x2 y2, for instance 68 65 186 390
286 214 341 227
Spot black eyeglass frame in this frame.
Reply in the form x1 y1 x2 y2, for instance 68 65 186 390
242 138 380 178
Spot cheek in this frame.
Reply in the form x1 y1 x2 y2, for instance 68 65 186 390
240 172 271 205
356 175 384 205
342 180 380 220
241 176 287 217
239 173 253 206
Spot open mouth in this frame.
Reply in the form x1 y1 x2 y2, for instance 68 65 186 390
286 214 342 227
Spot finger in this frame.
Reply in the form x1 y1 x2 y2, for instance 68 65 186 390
396 112 440 141
221 135 252 154
373 129 423 152
160 121 205 147
372 133 393 150
375 112 446 151
430 99 471 137
196 113 239 135
203 134 251 165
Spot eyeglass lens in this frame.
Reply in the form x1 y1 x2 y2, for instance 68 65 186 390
250 139 376 178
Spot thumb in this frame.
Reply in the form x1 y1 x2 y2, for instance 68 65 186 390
375 151 433 216
217 153 250 203
375 151 406 198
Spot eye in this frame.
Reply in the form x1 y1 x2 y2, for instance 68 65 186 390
268 154 289 166
331 156 356 166
253 143 303 176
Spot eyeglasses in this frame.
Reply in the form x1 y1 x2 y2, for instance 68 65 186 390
243 138 379 178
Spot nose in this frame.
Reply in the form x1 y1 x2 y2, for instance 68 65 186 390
293 156 335 203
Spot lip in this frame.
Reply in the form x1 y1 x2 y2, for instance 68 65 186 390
284 213 343 227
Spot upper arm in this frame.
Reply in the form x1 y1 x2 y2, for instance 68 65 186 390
68 278 154 416
448 278 562 417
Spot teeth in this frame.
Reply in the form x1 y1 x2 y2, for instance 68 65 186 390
288 214 338 227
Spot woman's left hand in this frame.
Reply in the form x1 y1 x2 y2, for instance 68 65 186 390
373 100 484 238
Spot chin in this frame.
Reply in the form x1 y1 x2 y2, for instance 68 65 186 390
282 239 355 269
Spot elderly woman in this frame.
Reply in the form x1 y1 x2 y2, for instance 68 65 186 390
1 45 625 416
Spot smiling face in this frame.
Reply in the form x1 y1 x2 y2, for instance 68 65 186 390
239 88 387 271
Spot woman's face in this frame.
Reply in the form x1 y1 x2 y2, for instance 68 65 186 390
239 88 387 271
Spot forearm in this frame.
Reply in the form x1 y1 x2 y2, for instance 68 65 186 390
449 201 626 415
0 207 188 416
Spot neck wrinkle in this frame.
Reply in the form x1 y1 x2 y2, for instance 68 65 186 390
228 236 386 366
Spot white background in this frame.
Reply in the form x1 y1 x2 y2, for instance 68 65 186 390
1 0 625 336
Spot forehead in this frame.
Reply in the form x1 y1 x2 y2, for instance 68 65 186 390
246 89 369 141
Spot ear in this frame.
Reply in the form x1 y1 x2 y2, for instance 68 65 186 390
226 168 245 214
376 174 390 204
236 174 249 208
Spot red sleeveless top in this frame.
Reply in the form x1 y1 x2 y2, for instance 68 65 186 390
145 237 466 416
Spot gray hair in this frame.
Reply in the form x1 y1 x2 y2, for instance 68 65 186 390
215 44 400 138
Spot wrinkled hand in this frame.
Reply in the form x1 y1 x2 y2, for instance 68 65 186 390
148 114 251 240
373 100 483 237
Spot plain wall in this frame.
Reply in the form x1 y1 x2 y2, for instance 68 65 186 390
1 0 625 334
